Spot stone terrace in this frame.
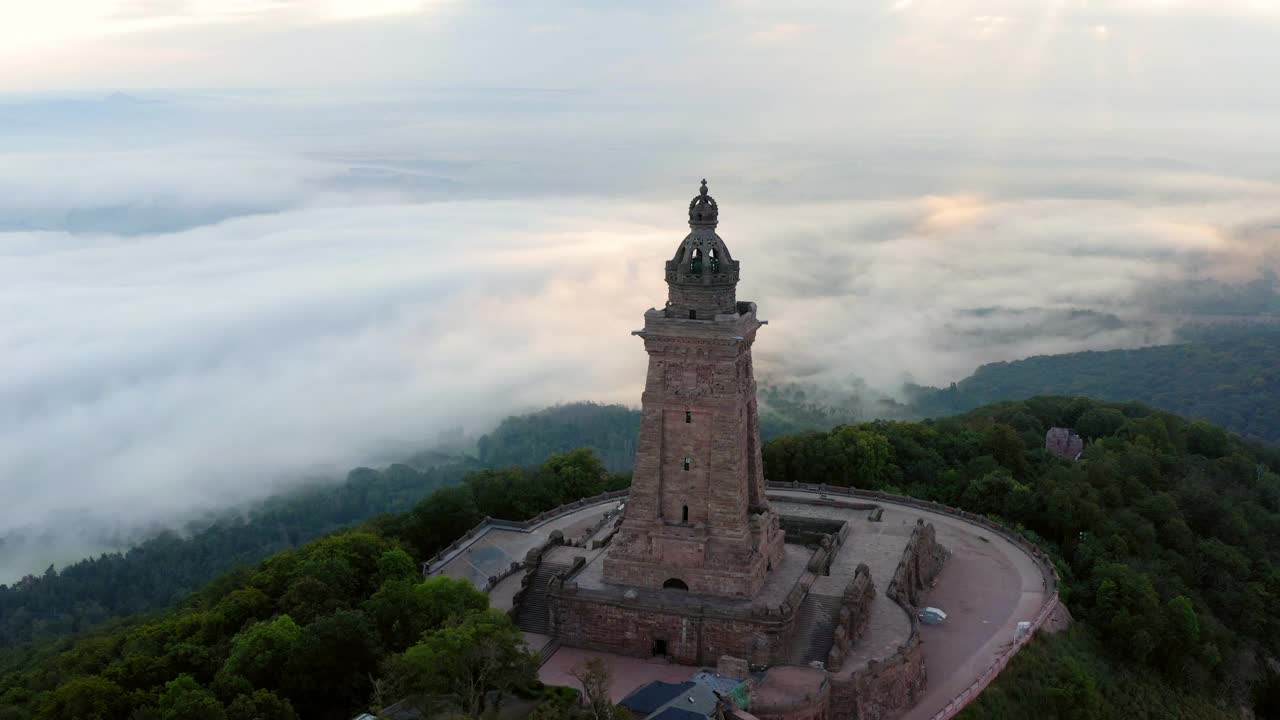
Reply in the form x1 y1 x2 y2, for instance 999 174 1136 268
770 500 915 675
430 498 621 590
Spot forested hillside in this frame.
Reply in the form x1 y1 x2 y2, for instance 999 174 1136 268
477 403 640 472
908 329 1280 445
0 402 645 652
0 396 850 653
0 461 479 649
3 399 1279 719
0 450 625 720
474 395 867 472
765 397 1280 718
9 323 1280 667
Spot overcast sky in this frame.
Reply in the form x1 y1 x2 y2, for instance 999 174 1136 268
3 0 1280 580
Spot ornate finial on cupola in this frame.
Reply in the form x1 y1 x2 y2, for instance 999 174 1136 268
688 178 719 228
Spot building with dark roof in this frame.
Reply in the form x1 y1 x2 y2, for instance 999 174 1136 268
621 679 723 720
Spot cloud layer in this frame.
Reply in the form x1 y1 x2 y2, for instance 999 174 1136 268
3 1 1280 580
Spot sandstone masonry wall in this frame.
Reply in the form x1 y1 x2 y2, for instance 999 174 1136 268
826 564 874 669
830 635 927 720
886 519 948 608
550 591 801 666
822 517 945 720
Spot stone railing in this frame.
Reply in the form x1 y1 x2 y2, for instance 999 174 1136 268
486 559 529 593
772 493 881 512
422 489 628 577
826 564 874 668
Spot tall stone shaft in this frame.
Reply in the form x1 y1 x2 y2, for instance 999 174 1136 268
602 181 785 598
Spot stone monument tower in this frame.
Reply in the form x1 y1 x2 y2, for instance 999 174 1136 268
603 180 785 598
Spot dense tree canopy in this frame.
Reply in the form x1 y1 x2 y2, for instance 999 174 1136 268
477 403 641 473
909 329 1280 445
0 460 477 649
0 450 620 720
764 396 1280 716
5 394 1280 718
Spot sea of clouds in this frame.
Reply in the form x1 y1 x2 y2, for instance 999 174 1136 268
4 0 1280 580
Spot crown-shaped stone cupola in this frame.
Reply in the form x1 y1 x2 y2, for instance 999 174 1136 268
664 180 741 319
688 179 719 227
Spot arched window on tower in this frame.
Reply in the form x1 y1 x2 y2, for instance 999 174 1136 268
682 505 689 523
709 247 720 273
683 457 691 471
690 248 703 274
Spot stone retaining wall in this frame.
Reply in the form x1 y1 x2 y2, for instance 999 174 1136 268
830 634 926 720
826 563 874 668
548 517 859 666
824 517 944 720
551 591 804 666
886 519 948 608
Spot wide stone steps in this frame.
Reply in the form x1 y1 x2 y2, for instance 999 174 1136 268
515 561 574 635
788 593 845 666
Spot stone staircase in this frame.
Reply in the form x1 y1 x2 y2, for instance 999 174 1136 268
788 593 845 666
515 561 574 634
537 638 561 666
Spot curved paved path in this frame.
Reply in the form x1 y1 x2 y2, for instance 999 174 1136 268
900 503 1050 719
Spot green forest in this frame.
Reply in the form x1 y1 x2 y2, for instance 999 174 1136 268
0 403 650 652
3 397 1280 718
476 403 640 472
909 328 1280 445
766 398 1280 718
0 460 480 649
1 396 866 653
13 323 1279 660
0 449 626 719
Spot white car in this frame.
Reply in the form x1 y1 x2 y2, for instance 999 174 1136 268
919 607 947 625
